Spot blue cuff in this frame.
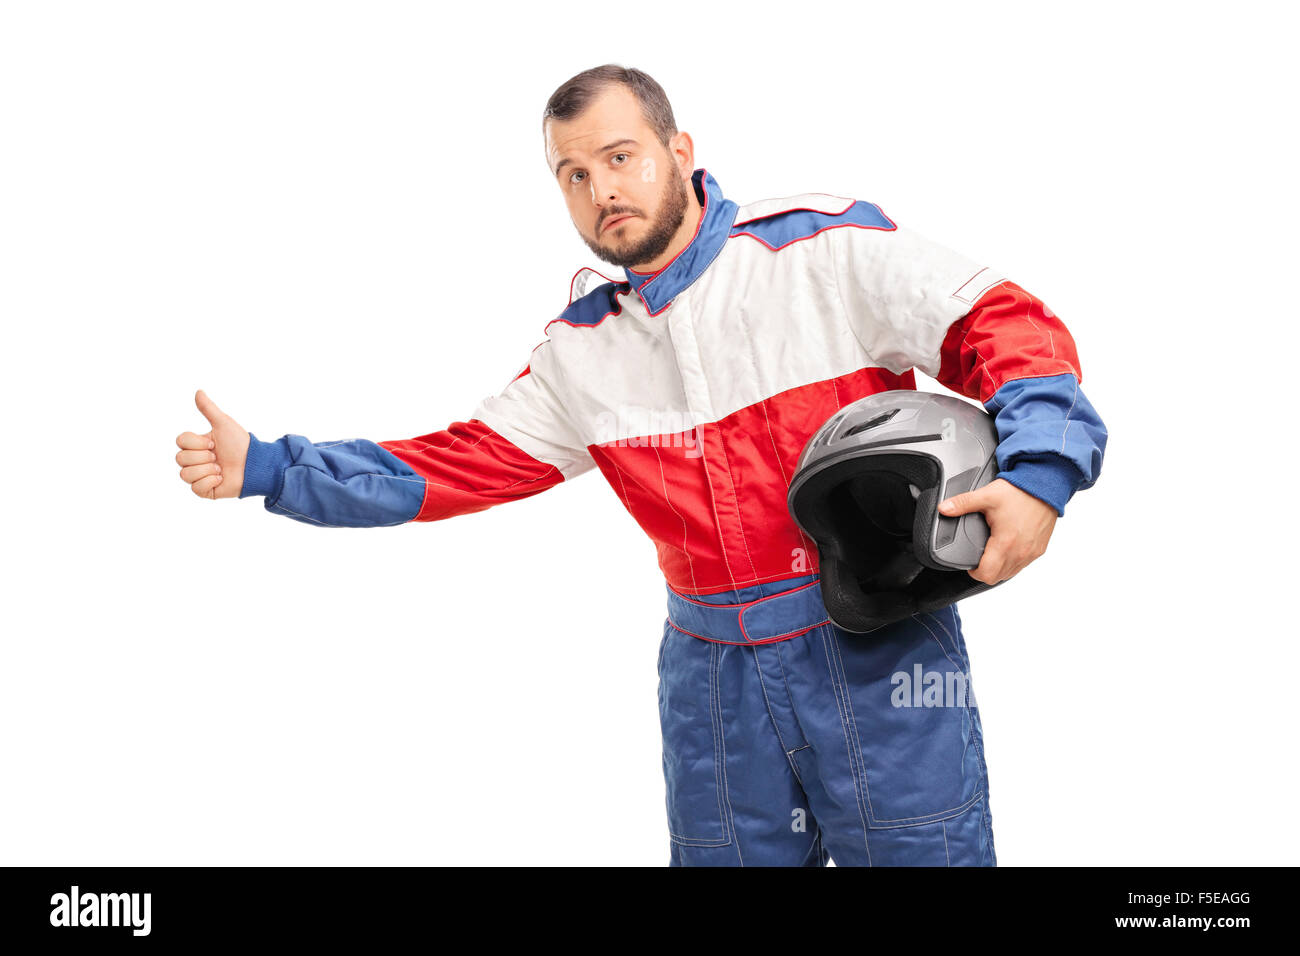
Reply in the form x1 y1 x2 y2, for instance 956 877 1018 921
996 453 1085 518
240 432 291 501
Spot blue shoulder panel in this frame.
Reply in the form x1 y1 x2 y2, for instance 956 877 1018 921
553 281 626 328
730 199 895 251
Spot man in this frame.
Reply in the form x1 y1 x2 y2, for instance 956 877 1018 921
175 65 1107 866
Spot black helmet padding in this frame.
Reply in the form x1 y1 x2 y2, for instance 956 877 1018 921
791 452 992 633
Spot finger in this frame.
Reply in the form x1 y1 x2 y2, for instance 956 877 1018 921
191 474 223 498
940 488 988 517
176 430 216 451
176 448 217 466
180 462 222 483
194 389 228 427
971 543 1007 585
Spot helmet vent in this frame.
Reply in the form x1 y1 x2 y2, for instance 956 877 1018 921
843 407 900 438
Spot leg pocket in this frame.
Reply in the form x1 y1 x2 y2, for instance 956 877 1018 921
658 626 731 848
849 793 996 866
822 616 988 828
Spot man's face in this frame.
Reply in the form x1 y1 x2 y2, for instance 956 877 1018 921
545 85 693 270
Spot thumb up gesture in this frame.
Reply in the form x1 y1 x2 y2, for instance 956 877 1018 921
175 389 250 499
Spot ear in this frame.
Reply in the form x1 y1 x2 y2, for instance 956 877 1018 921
668 130 695 177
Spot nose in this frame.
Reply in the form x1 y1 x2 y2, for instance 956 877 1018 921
587 169 621 206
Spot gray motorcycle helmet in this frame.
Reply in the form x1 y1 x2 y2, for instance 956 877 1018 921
787 390 1003 634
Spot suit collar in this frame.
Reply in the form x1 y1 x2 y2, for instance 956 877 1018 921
623 168 738 315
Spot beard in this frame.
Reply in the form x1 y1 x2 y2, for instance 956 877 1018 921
579 170 692 269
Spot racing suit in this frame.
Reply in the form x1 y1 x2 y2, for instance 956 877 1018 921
238 168 1108 866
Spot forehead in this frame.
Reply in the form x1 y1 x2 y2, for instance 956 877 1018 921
545 85 654 170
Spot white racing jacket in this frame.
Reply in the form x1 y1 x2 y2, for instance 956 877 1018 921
240 168 1107 595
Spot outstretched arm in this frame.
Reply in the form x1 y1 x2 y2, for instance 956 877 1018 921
175 341 594 527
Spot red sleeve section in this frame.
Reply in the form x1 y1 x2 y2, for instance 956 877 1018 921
378 419 564 522
936 280 1083 404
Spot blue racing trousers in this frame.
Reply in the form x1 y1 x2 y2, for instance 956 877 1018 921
657 573 996 866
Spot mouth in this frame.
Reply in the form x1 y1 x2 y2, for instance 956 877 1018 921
603 214 636 233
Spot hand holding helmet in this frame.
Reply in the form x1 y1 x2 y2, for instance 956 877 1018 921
937 478 1058 587
788 391 1015 633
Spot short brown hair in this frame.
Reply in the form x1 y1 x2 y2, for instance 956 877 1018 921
542 64 678 148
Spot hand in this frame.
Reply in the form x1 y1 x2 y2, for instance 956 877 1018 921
937 478 1057 585
174 389 250 500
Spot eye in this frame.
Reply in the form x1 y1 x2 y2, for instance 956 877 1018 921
568 170 586 186
612 152 629 165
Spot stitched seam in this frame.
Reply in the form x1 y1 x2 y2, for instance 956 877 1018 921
369 459 558 496
667 639 732 848
296 463 428 486
400 427 494 455
1022 313 1056 360
747 619 828 643
709 637 726 852
712 427 759 581
267 502 407 528
917 608 970 674
827 228 883 375
758 395 816 561
652 444 699 594
752 649 795 769
821 626 873 864
958 320 998 398
827 629 878 823
928 607 994 844
911 612 964 671
694 428 741 593
760 646 810 786
415 469 559 498
722 313 766 582
672 580 821 609
607 455 635 511
680 568 833 593
729 218 893 252
863 790 985 829
774 643 815 748
668 619 824 646
710 642 743 865
980 794 995 865
1060 375 1080 454
947 605 993 808
896 612 975 817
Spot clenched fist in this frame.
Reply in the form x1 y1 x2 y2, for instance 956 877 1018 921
175 389 250 499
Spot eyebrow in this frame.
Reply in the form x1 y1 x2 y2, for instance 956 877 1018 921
554 138 641 177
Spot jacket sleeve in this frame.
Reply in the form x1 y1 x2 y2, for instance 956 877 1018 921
829 205 1108 517
237 340 595 527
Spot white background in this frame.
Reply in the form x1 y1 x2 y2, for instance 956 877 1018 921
2 0 1295 866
